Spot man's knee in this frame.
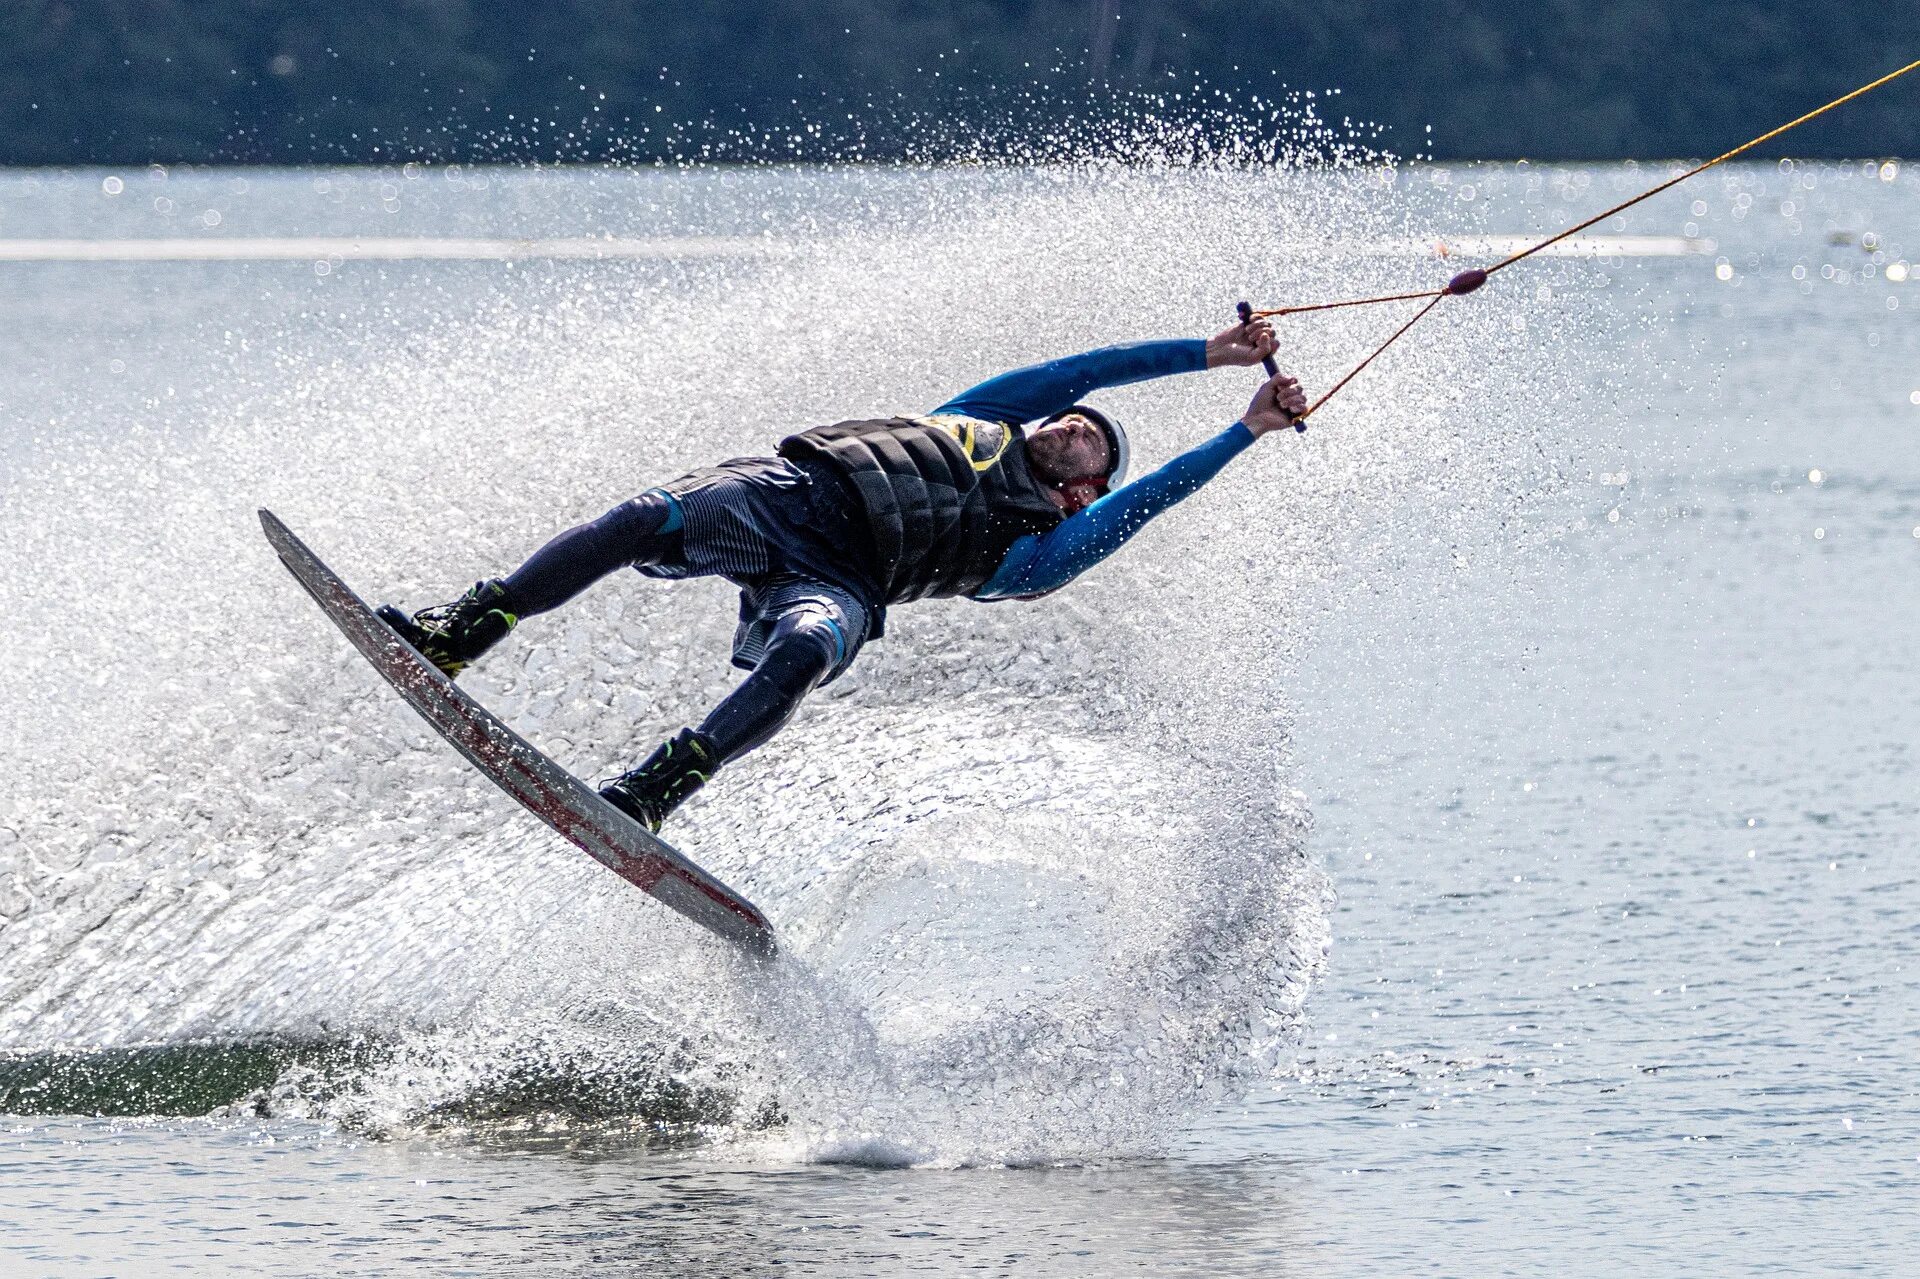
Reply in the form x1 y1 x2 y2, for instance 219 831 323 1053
599 490 682 542
763 607 846 685
698 605 849 762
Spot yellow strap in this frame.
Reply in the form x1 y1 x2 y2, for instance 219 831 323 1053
968 423 1014 473
917 415 1014 473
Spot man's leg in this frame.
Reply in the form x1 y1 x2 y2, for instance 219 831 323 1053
699 601 846 757
379 491 683 677
499 490 684 615
600 593 859 833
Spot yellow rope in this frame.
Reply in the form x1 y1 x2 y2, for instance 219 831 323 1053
1253 287 1440 320
1296 294 1446 421
1264 56 1920 422
1485 55 1920 276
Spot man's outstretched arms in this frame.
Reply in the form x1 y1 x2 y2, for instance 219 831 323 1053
931 321 1281 423
974 370 1308 600
932 339 1205 424
975 422 1255 599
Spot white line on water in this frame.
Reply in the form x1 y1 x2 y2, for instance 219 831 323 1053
0 236 791 262
0 233 1711 262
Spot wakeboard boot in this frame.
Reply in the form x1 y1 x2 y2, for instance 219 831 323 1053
376 579 519 679
599 728 719 834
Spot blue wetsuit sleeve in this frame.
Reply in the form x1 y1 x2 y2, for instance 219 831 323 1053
932 338 1208 423
975 421 1257 600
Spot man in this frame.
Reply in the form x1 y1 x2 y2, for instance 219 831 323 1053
379 319 1308 833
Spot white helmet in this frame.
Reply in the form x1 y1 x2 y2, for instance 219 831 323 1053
1041 403 1130 490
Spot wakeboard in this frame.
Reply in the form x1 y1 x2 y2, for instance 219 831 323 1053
259 508 776 958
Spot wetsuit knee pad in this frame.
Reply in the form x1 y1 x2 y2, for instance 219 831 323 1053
600 489 683 541
764 606 845 683
697 604 848 762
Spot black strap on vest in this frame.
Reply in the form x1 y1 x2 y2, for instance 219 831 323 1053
779 416 1062 603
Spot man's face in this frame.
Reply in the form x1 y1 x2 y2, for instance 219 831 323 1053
1026 412 1113 485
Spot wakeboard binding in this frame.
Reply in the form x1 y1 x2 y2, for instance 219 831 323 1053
376 580 518 679
600 728 718 833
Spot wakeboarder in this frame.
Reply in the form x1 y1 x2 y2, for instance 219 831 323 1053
378 320 1306 832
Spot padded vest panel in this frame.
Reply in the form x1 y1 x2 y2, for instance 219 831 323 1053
779 416 1063 602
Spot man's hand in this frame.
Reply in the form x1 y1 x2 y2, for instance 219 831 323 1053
1240 370 1309 437
1205 318 1279 369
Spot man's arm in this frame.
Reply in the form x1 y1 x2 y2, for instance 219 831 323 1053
973 370 1307 600
931 321 1280 423
974 423 1253 599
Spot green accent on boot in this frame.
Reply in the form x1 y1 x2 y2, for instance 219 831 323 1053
599 728 718 833
376 580 518 678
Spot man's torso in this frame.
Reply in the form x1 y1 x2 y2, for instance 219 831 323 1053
777 414 1063 604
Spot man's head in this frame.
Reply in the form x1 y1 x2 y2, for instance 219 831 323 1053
1025 405 1129 514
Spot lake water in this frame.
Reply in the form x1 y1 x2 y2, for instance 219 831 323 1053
1 158 1916 1275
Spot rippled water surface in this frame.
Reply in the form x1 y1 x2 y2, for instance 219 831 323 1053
2 158 1917 1275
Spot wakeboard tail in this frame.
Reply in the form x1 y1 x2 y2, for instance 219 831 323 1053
258 508 776 959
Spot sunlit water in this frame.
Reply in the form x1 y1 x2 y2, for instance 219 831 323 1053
1 157 1916 1274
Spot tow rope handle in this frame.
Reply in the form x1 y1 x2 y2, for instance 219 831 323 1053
1237 300 1306 433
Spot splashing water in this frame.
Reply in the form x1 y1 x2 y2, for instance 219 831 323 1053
0 143 1596 1162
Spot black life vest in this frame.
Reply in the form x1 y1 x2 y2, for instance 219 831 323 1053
778 415 1064 604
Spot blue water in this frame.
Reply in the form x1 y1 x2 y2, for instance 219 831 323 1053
1 158 1916 1274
